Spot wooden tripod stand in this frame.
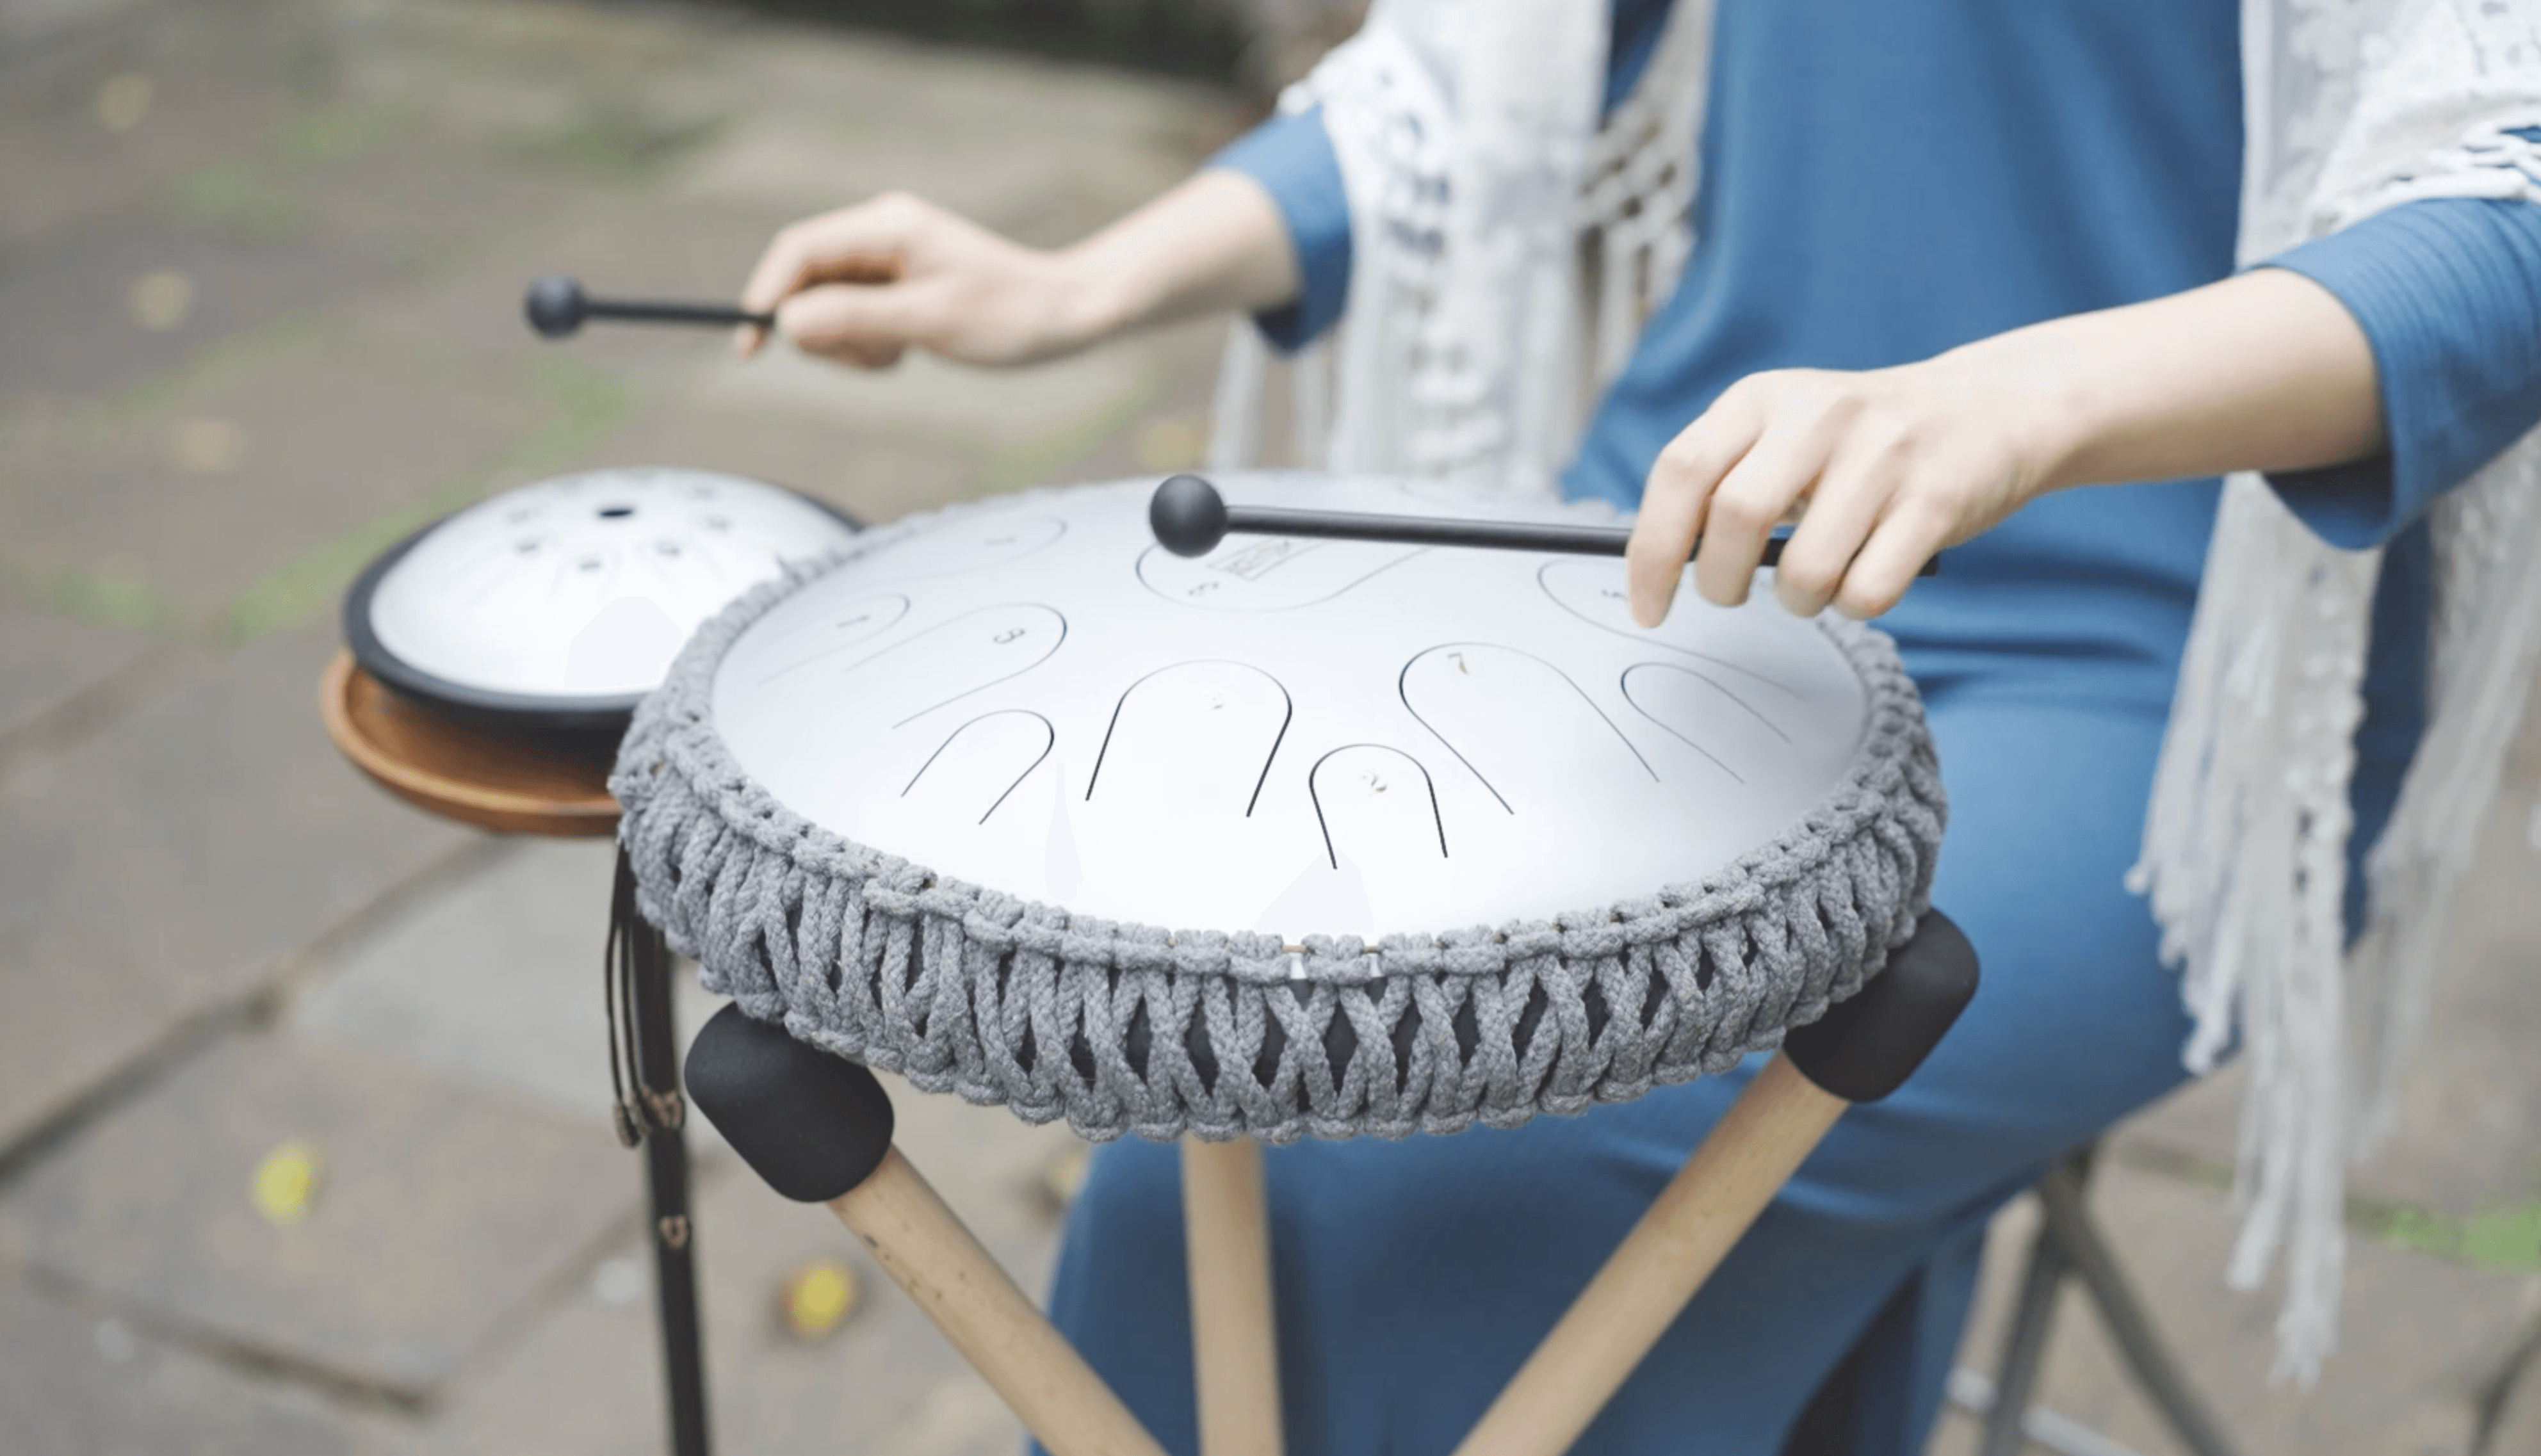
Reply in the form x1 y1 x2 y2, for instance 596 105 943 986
686 915 1977 1456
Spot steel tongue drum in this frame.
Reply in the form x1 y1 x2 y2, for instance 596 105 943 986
344 466 858 732
638 472 1925 940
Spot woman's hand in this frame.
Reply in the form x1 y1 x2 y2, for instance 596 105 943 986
737 193 1096 369
736 171 1300 372
1625 268 2385 626
1625 358 2062 624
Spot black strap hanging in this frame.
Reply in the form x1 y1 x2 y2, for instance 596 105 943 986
605 848 651 1147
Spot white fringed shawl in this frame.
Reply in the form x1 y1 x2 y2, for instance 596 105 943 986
1208 0 2541 1379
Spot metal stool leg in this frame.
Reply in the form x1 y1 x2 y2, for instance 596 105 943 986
1958 1144 2241 1456
686 1003 1169 1456
1977 1147 2084 1456
629 912 711 1456
1183 1138 1285 1456
2037 1155 2241 1456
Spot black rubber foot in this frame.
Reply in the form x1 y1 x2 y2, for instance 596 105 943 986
685 1004 895 1202
1783 910 1980 1104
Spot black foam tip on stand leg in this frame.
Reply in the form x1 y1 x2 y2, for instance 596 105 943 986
1782 910 1979 1104
685 1003 895 1202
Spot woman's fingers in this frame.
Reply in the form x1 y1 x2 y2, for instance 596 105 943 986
738 195 923 359
1769 432 1904 617
775 278 940 368
1833 495 1949 619
1691 417 1834 609
1628 392 1763 625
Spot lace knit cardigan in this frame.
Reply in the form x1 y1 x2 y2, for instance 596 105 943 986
1203 0 2541 1380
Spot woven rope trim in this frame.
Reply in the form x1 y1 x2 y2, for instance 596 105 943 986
612 496 1946 1144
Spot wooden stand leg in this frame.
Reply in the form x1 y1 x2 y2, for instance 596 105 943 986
1183 1138 1285 1456
1451 1055 1847 1456
829 1147 1171 1456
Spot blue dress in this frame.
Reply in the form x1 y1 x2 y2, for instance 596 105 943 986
1044 3 2541 1452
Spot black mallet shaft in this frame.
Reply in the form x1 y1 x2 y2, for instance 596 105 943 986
1148 473 1941 576
525 276 774 340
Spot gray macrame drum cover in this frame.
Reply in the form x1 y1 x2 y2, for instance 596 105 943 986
613 473 1945 1142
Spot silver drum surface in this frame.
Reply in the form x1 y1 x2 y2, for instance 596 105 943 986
711 473 1870 939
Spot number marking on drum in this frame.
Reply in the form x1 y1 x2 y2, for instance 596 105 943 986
1400 643 1657 814
1308 745 1447 867
1084 661 1293 817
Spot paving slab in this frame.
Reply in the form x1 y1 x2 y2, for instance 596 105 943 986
664 17 1232 228
0 206 403 405
0 625 472 1151
2490 1342 2541 1456
7 341 545 621
1929 1158 2540 1456
0 1029 633 1402
370 1068 1077 1456
0 600 155 750
0 1278 357 1456
291 837 722 1128
0 0 289 250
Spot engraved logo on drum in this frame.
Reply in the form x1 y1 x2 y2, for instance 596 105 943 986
1135 541 1426 613
1208 538 1319 581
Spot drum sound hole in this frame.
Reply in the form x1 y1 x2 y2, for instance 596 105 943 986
597 505 635 519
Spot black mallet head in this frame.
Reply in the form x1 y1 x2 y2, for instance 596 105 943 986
1150 473 1230 558
524 275 587 339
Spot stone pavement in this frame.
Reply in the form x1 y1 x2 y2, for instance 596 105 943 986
1 3 2536 1455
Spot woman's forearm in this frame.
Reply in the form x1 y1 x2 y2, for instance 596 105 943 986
1627 267 2388 623
1985 267 2385 492
737 168 1299 369
1060 169 1302 343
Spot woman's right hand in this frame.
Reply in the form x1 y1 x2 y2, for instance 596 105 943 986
736 171 1299 373
737 191 1105 369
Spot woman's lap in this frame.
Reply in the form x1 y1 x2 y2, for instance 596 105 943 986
1041 686 2202 1455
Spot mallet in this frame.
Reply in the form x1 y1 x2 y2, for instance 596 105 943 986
1148 473 1940 576
524 275 774 340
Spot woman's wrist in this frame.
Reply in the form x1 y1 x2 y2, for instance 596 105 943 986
1044 244 1141 356
1055 170 1300 348
1907 328 2099 505
1949 270 2385 498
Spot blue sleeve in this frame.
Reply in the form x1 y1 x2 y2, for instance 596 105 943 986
1206 0 1675 354
2262 196 2541 550
1207 105 1354 353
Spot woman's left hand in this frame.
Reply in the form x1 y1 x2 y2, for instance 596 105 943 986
1625 357 2061 626
1624 269 2387 627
